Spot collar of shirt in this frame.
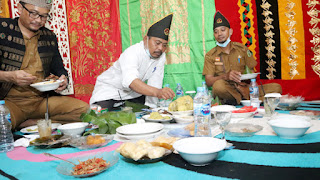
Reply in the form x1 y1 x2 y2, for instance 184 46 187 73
215 41 236 56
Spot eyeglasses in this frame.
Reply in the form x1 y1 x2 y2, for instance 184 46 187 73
21 3 50 21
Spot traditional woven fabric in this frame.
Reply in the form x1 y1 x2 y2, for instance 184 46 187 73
0 0 10 18
65 0 122 103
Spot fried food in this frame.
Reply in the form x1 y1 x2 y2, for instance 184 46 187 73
117 140 166 161
151 136 179 150
86 135 106 145
184 123 195 136
168 96 193 112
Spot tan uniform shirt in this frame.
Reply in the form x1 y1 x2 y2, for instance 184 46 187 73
203 42 257 76
6 32 44 98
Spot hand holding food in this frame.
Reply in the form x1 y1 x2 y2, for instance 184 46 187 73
55 75 68 93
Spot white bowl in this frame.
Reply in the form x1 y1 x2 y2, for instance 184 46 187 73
173 115 194 124
211 105 236 113
57 122 88 137
173 137 226 166
240 100 262 107
30 80 63 92
268 117 311 139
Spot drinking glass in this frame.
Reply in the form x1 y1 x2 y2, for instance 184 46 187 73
265 96 280 118
214 111 232 140
37 119 52 138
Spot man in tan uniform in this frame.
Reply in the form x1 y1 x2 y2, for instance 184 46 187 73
203 11 281 105
0 0 89 130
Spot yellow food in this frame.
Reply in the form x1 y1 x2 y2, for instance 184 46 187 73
86 135 106 145
168 96 193 112
149 112 164 119
116 140 166 161
184 123 195 136
149 112 171 120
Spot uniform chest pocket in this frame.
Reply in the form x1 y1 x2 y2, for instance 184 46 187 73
215 64 225 76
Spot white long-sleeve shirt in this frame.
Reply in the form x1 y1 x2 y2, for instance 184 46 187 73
90 41 165 108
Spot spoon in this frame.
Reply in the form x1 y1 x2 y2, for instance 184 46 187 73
44 153 77 166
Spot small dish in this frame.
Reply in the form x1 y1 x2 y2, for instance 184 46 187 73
225 123 263 137
167 128 192 138
30 135 71 148
240 73 260 80
68 134 114 150
240 100 262 107
56 151 119 178
231 110 257 118
290 110 320 120
116 130 165 140
142 114 173 123
30 80 63 92
268 116 312 139
57 122 88 137
20 123 61 134
120 150 172 164
116 123 164 135
173 137 226 166
173 115 194 124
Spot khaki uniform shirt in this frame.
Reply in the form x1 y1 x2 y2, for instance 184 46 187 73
6 32 44 99
203 42 257 76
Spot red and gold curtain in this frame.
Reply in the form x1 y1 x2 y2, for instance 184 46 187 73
66 0 122 103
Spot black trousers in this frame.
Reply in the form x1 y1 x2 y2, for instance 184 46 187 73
94 95 146 111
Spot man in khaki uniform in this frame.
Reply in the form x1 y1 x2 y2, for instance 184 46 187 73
0 0 89 130
203 11 281 105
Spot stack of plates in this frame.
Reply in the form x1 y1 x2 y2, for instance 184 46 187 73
116 123 164 140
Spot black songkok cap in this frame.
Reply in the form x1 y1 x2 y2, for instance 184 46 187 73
213 11 230 29
147 13 173 41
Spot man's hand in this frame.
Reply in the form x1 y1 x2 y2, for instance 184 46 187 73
225 70 241 83
11 70 37 86
55 75 68 93
156 87 175 100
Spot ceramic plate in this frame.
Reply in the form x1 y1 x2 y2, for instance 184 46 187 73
30 80 63 92
142 114 173 123
56 151 119 178
116 123 164 135
225 123 263 137
116 130 165 140
231 109 257 118
20 123 62 134
240 73 260 80
120 150 172 164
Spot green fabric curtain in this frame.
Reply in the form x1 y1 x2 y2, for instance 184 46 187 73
119 0 216 93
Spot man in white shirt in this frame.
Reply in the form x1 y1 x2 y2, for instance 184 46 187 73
90 14 175 110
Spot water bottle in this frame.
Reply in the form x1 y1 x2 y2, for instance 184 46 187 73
0 100 14 153
249 79 260 109
202 81 208 94
175 83 184 99
193 87 212 137
159 84 172 107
